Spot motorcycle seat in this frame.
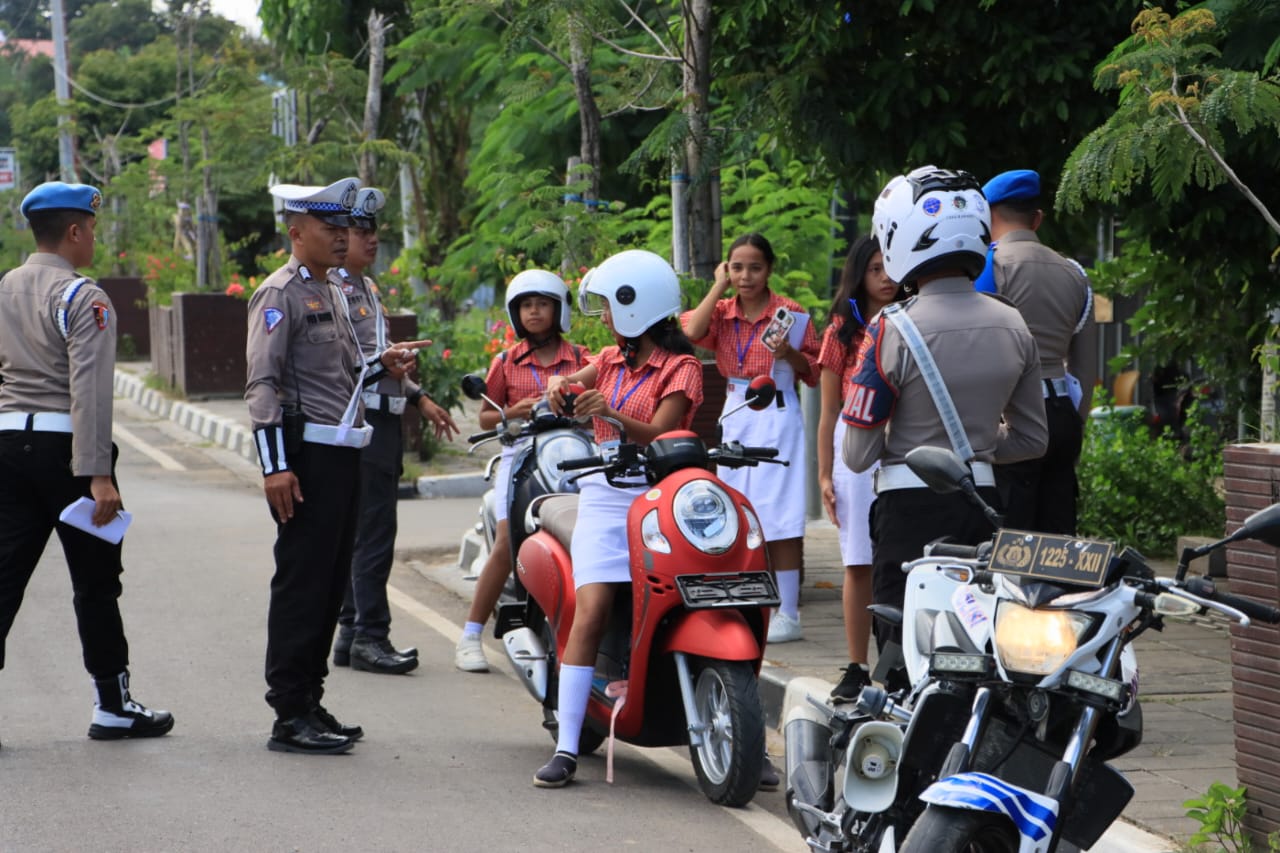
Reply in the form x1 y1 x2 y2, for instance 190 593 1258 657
534 495 579 552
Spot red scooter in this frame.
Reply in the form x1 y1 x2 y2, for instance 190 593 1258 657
501 377 784 806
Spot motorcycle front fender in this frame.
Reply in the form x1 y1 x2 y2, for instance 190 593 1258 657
919 772 1059 853
656 608 761 662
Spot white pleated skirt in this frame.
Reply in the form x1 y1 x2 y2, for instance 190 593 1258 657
832 419 877 566
569 472 646 588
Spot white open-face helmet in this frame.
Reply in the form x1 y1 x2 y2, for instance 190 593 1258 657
873 166 991 285
505 269 571 338
578 249 681 338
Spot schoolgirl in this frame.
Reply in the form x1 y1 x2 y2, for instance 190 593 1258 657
681 233 821 643
533 249 703 788
455 270 590 673
817 235 904 701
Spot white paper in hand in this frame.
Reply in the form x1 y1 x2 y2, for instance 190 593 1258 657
58 497 132 544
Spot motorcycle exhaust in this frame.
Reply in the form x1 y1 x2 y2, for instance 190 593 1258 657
502 627 549 702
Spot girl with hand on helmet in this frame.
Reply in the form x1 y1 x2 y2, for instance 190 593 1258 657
681 234 821 644
454 270 591 673
533 250 703 789
817 235 904 702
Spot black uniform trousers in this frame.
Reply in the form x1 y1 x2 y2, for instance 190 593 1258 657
995 395 1084 535
869 486 1000 656
0 431 128 677
337 410 403 641
264 441 361 720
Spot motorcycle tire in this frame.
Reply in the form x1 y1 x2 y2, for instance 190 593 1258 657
899 805 1020 853
687 658 764 807
538 620 605 756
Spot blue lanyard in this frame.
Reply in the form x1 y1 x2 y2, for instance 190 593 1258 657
611 367 655 412
732 318 760 369
527 363 559 391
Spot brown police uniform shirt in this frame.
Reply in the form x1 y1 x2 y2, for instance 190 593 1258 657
328 267 422 402
991 230 1098 406
841 276 1048 472
246 257 364 430
0 253 116 476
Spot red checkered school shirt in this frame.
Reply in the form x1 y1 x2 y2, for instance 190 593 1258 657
589 345 704 445
682 291 820 385
818 315 875 390
484 338 592 407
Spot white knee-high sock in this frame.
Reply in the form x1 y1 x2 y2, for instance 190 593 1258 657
777 569 801 620
555 664 594 755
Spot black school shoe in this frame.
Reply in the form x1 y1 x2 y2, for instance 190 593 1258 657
268 714 354 755
533 751 578 788
830 663 872 704
311 704 364 740
350 637 419 675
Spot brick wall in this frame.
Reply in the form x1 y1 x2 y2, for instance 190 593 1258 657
1226 443 1280 842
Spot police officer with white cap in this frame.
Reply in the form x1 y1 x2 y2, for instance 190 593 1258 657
329 187 458 675
0 181 174 746
247 178 430 754
975 169 1098 534
842 167 1049 685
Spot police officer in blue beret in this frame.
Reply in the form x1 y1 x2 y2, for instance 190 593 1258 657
977 169 1098 534
0 182 174 747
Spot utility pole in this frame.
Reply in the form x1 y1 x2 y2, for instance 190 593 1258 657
50 0 76 182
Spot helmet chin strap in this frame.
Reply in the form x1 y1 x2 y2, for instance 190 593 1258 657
622 337 641 368
512 332 556 364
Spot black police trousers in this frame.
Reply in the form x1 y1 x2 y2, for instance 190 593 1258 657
995 396 1084 535
337 410 403 642
264 441 361 720
0 432 128 677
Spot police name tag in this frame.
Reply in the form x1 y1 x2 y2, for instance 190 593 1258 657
988 529 1114 588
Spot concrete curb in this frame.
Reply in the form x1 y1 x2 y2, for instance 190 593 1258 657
113 370 258 464
415 471 488 499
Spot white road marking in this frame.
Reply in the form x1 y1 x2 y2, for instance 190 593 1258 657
113 422 186 471
386 582 805 852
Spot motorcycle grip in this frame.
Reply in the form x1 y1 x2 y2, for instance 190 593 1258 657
742 446 779 458
928 542 981 559
558 455 604 471
468 429 499 443
1185 577 1280 624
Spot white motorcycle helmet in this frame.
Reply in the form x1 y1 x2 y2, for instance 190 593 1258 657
505 269 571 339
873 166 991 285
578 249 681 339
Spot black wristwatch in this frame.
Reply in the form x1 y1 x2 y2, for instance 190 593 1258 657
406 389 424 407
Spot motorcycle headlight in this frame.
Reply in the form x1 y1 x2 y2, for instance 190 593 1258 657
672 481 739 555
536 432 596 492
993 601 1094 676
641 509 671 554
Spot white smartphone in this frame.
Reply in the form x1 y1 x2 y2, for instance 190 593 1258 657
760 306 795 352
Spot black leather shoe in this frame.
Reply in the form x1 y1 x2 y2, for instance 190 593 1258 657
268 715 354 755
350 637 419 675
311 704 363 741
332 633 353 667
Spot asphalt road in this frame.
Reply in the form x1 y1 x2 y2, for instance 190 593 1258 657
0 397 804 852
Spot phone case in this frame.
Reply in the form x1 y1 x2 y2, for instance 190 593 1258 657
760 307 795 352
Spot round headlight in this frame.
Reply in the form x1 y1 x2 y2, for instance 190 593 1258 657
536 432 596 492
672 481 739 554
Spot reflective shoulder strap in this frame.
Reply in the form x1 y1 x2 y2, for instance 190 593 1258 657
329 282 368 430
1067 259 1093 335
881 303 975 462
55 277 91 340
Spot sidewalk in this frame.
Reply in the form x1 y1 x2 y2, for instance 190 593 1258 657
114 362 1233 850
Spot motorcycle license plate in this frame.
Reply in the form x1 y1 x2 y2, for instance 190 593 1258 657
675 572 780 609
988 529 1114 587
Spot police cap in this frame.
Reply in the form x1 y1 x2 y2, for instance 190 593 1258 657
982 170 1040 206
351 187 386 230
21 181 103 218
270 178 360 227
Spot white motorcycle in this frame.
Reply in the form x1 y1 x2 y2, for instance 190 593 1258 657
786 446 1280 853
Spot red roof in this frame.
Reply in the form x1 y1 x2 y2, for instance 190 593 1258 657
0 37 56 59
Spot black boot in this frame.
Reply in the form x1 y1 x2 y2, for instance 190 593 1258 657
311 703 364 740
268 713 353 755
88 671 175 741
332 630 354 667
350 637 418 675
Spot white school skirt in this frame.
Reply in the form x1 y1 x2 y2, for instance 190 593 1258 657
717 380 807 541
832 419 877 566
491 443 528 523
569 472 645 588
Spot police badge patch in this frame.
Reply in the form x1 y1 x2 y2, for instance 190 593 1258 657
91 301 110 330
264 307 285 333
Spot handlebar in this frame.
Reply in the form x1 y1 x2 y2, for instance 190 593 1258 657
926 542 982 559
467 429 499 444
742 445 778 458
558 455 605 472
1183 577 1280 624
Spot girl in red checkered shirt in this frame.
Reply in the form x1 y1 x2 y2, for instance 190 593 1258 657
532 250 703 789
455 270 591 674
682 233 821 645
817 235 904 703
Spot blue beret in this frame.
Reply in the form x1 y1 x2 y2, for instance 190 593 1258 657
21 181 103 218
982 170 1040 205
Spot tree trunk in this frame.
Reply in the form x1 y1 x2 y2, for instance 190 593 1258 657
567 14 601 205
201 124 219 288
682 0 719 280
360 11 386 186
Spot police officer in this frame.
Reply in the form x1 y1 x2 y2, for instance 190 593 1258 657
842 167 1049 681
0 181 173 746
247 178 429 754
330 187 458 675
977 169 1098 534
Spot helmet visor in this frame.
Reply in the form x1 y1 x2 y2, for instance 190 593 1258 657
579 287 609 317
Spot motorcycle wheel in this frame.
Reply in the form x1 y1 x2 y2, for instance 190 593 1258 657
538 620 605 756
687 658 764 807
899 805 1019 853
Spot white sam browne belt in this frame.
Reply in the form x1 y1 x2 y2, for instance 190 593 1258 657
874 460 994 495
0 411 74 432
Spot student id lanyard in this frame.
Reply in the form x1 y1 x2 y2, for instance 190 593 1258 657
611 367 654 413
528 363 560 391
732 319 761 370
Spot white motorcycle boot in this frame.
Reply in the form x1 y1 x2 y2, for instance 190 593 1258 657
88 671 175 740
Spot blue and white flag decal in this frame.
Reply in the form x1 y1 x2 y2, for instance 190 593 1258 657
920 772 1058 845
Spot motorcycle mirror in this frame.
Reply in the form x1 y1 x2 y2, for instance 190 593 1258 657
744 376 776 411
1238 503 1280 548
903 446 970 495
461 374 488 400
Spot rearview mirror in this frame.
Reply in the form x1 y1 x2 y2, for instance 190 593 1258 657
904 446 970 495
1239 503 1280 548
461 374 487 401
745 376 776 411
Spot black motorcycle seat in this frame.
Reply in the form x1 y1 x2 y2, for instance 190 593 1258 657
536 495 579 552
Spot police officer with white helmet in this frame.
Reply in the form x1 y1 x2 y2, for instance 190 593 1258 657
841 167 1048 685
